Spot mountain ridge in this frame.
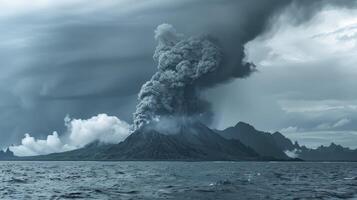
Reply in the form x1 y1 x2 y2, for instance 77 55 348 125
217 121 357 161
0 148 14 159
2 121 356 161
217 122 290 159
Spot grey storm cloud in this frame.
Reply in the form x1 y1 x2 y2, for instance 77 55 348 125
0 0 356 148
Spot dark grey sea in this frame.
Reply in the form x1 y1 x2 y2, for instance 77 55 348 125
0 161 356 200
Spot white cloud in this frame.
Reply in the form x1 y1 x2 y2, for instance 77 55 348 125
9 114 130 156
333 118 351 128
9 132 74 157
65 114 131 148
284 149 300 158
316 123 332 130
316 118 351 130
245 8 357 67
278 100 354 113
280 126 298 133
282 130 357 149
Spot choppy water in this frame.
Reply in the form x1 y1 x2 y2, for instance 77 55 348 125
0 161 356 200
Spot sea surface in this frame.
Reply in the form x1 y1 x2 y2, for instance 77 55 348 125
0 161 356 200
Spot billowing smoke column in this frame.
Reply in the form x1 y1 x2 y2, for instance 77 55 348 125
133 24 221 130
132 1 357 131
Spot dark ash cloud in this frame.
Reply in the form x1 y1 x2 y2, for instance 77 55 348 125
133 24 222 129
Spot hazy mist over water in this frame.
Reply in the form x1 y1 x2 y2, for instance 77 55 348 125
1 161 356 199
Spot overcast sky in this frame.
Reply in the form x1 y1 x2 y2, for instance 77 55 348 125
1 0 357 150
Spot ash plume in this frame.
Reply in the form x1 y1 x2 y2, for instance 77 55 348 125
133 24 221 129
132 0 357 131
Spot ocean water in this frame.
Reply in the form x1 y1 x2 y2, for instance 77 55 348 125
0 161 356 200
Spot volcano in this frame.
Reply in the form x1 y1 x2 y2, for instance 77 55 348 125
27 121 261 161
103 122 259 160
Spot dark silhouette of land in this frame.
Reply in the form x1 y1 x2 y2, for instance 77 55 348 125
1 121 356 161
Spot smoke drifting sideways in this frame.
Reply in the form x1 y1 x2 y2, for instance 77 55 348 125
9 114 130 156
133 24 223 130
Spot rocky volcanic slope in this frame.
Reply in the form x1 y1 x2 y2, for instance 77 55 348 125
217 122 290 159
25 122 261 161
